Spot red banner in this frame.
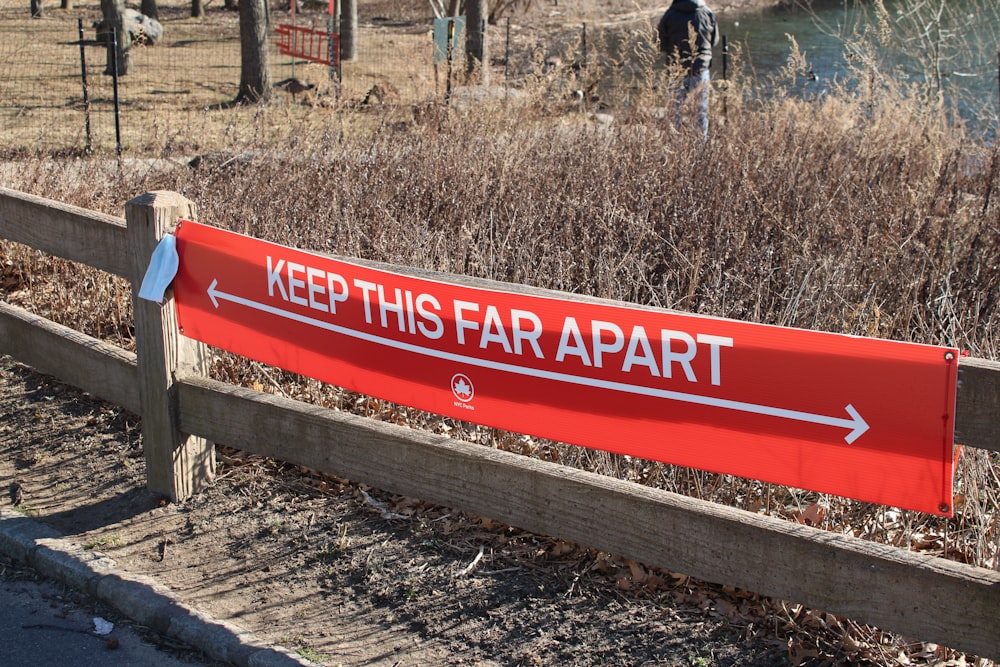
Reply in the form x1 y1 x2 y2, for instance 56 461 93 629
171 221 959 515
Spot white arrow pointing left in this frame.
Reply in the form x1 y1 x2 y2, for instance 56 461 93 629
203 279 869 444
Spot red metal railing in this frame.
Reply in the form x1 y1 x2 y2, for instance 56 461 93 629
275 23 340 68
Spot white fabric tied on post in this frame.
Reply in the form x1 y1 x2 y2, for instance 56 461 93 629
138 233 179 304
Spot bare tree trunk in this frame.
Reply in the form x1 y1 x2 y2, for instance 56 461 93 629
236 0 271 103
141 0 158 20
340 0 357 61
224 0 236 10
30 0 43 17
101 0 131 76
465 0 487 84
191 0 204 18
446 0 459 16
61 0 73 9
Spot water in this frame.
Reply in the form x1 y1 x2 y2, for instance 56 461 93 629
713 0 1000 127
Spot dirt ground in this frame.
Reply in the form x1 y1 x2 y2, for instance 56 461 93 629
0 354 801 666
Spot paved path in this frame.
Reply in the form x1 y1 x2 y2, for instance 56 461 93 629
0 508 314 667
0 557 216 666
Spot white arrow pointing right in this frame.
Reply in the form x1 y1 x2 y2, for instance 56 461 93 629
203 279 871 444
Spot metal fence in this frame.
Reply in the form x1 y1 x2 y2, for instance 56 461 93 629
2 0 566 154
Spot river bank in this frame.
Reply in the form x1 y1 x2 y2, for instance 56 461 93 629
685 0 784 14
525 0 786 25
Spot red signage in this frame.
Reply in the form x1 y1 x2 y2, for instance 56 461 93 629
171 221 959 515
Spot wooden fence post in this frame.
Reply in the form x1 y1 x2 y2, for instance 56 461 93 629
126 191 214 502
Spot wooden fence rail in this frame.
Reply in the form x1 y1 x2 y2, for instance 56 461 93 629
1 185 999 660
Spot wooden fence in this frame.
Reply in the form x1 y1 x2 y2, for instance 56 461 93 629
2 186 999 661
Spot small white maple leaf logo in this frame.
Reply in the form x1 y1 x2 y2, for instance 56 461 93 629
451 373 474 402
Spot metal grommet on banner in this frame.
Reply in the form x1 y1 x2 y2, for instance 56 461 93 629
944 351 955 362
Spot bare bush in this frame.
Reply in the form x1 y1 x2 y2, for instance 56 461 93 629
2 28 999 662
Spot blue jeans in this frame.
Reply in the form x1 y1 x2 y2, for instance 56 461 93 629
673 70 711 137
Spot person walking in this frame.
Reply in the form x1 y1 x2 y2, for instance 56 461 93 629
657 0 720 137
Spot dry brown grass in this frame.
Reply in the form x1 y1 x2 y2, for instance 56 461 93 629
0 0 460 153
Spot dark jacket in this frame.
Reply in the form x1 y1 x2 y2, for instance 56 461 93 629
657 0 720 76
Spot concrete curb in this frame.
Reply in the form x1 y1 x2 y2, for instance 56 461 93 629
0 508 316 667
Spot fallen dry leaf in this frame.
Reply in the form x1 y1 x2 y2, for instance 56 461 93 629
795 502 828 526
